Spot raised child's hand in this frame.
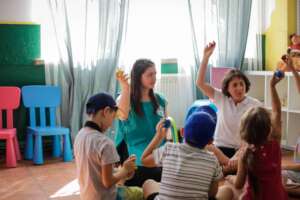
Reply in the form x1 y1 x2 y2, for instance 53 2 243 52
203 41 216 58
116 68 130 90
271 71 284 87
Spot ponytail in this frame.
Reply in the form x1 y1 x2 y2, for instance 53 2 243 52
245 147 260 198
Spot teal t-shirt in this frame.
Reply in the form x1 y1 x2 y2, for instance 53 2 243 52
115 93 167 166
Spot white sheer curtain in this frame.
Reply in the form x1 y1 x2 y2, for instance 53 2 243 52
32 0 129 138
119 0 194 73
188 0 218 100
243 0 275 71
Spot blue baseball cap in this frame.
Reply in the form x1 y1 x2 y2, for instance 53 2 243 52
184 111 216 148
86 92 117 114
195 105 217 123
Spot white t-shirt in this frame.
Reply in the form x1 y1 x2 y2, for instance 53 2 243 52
74 127 120 200
212 89 262 149
153 142 223 200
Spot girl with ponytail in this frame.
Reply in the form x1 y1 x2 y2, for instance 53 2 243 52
232 73 288 200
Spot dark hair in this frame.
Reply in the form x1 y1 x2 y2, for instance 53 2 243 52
240 107 271 198
221 69 251 97
130 59 159 116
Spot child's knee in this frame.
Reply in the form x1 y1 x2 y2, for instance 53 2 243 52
216 185 234 200
142 179 159 199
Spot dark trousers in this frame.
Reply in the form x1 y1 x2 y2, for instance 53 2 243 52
217 146 237 158
125 166 162 187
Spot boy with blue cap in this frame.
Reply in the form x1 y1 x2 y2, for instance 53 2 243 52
74 92 142 200
141 111 223 200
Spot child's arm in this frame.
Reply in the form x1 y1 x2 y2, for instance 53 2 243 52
141 120 167 167
234 146 249 189
208 181 219 198
102 156 136 188
206 144 230 165
287 57 300 93
282 163 300 171
116 72 130 120
270 73 283 142
196 41 216 99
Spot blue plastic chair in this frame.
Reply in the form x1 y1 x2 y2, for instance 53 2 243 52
22 85 73 164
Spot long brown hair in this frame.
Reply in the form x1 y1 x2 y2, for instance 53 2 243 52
240 107 271 198
130 59 159 116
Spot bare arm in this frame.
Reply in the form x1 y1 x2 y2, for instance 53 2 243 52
206 144 230 165
102 164 128 188
116 72 130 120
282 163 300 171
196 41 216 99
208 180 219 198
234 147 248 189
102 156 136 188
270 74 283 142
141 121 166 167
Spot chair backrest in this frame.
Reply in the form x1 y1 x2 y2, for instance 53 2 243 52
0 87 21 129
210 67 234 89
22 85 61 127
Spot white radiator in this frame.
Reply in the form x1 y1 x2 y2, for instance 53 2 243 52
155 74 193 128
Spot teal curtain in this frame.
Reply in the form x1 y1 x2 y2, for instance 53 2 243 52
45 0 129 139
188 0 252 99
215 0 252 70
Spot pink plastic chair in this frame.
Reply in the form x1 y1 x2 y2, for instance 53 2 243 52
0 87 21 167
210 67 234 89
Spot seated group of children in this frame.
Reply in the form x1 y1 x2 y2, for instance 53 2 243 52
74 42 300 200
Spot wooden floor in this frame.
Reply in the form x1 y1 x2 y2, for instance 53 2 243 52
0 157 80 200
0 150 298 200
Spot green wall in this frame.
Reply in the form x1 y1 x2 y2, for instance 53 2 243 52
0 24 45 149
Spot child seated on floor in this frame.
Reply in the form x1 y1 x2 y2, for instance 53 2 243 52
74 92 143 200
218 72 288 200
141 111 223 200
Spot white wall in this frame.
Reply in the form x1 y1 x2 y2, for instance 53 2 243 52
0 0 32 22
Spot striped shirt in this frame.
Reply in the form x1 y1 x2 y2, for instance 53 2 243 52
153 142 222 200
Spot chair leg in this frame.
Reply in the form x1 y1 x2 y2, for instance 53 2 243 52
33 135 43 165
6 138 17 167
13 135 21 160
25 132 33 160
63 134 73 162
53 135 61 157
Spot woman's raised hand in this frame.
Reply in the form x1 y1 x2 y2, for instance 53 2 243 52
203 41 216 58
116 68 130 91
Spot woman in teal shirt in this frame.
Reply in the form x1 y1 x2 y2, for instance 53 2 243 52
116 59 167 187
